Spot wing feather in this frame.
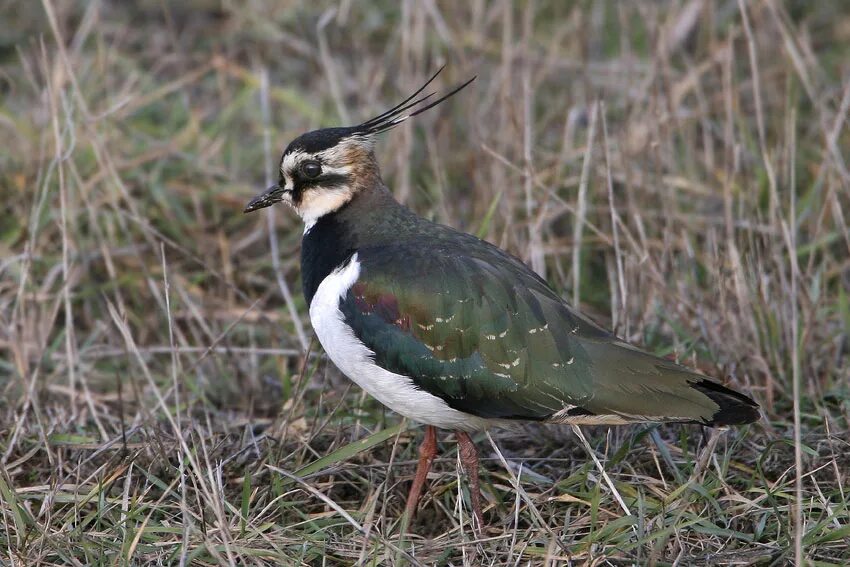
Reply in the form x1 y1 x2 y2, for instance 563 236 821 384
337 233 757 425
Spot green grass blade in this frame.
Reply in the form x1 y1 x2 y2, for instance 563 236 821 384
293 422 409 481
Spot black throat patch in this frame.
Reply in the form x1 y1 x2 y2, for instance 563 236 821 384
300 211 358 306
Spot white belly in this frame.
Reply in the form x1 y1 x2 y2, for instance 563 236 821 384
308 254 490 431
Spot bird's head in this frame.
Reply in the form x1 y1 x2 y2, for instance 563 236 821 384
244 68 475 226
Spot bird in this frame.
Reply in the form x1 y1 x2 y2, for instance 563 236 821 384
243 68 760 528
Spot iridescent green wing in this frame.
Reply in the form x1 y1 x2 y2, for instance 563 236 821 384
339 233 601 419
341 233 757 425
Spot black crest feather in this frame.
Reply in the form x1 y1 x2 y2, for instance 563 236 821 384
281 68 475 157
353 67 476 136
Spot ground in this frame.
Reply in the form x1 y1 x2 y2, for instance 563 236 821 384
1 1 848 565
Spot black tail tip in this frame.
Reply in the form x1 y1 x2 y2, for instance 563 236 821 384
694 379 761 426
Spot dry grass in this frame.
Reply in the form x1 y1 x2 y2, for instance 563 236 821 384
1 1 849 565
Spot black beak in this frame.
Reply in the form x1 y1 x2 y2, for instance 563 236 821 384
244 184 284 213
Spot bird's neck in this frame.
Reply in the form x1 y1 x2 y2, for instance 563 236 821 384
300 182 412 305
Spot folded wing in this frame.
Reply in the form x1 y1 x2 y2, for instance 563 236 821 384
340 232 759 426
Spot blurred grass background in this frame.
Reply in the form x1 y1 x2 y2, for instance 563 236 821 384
1 0 848 564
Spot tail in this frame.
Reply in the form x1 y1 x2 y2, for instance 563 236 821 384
572 339 761 427
691 379 760 426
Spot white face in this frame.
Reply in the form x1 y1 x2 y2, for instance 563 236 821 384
279 138 374 229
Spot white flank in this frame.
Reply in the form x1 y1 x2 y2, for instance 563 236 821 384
309 254 492 432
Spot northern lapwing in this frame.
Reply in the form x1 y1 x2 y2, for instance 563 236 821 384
244 69 760 527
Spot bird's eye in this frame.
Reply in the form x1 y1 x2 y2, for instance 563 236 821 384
301 161 322 179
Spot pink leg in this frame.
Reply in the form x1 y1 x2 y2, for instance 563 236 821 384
456 431 485 528
404 425 437 520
